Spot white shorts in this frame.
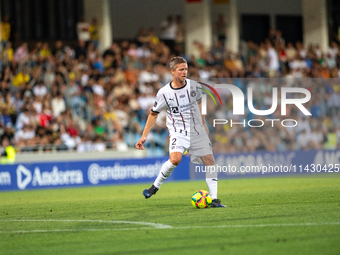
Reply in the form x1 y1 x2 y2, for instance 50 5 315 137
169 133 213 164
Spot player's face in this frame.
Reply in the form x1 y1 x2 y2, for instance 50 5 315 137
172 63 188 85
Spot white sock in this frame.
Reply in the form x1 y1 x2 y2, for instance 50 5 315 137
206 165 218 200
153 160 177 189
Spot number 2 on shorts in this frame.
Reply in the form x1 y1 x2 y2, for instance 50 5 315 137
172 138 177 145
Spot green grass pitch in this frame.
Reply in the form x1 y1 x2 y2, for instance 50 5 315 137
1 176 340 255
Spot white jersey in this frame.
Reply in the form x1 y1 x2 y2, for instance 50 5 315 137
151 79 205 137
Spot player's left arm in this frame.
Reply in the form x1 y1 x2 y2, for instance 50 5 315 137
197 99 209 134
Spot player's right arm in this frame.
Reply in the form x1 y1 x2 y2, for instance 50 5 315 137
135 112 159 150
135 88 166 150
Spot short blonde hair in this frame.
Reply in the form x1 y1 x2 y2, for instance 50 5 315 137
169 56 187 70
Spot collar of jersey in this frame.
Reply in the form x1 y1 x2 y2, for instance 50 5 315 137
170 80 187 90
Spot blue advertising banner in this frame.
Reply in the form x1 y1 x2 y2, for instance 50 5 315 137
0 156 191 191
1 150 338 191
191 149 340 179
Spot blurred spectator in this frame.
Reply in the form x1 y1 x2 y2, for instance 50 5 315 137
327 90 340 116
15 108 34 130
275 30 285 46
14 124 35 143
0 137 16 164
33 82 48 97
76 17 90 43
93 136 106 152
324 128 337 150
214 13 227 46
286 42 297 61
13 42 29 63
75 40 87 59
175 15 185 54
51 92 66 118
52 40 66 60
1 41 13 65
135 27 149 47
0 15 11 49
148 27 160 46
66 80 85 117
60 123 77 150
328 41 338 59
12 70 29 87
159 15 176 53
77 135 93 152
40 42 52 59
89 18 99 49
269 28 277 46
0 108 13 129
267 41 279 77
1 124 14 143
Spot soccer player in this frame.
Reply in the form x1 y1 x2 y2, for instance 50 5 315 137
135 56 226 208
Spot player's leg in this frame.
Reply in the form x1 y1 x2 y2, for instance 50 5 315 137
200 154 217 199
200 154 226 208
191 133 226 208
143 134 188 199
154 152 182 188
143 152 182 198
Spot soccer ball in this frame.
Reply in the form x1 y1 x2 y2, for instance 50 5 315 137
191 190 212 208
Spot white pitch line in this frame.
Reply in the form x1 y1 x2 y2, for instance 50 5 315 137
0 219 172 229
0 221 339 234
175 222 340 229
0 228 151 233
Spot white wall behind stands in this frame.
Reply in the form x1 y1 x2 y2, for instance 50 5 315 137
84 0 327 53
15 149 147 163
302 0 328 52
84 0 113 52
108 0 302 41
109 0 185 40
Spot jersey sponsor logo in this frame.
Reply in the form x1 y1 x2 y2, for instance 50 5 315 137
154 101 158 108
171 107 179 113
190 90 196 97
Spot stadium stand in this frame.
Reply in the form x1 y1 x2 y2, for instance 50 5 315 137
0 27 340 156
